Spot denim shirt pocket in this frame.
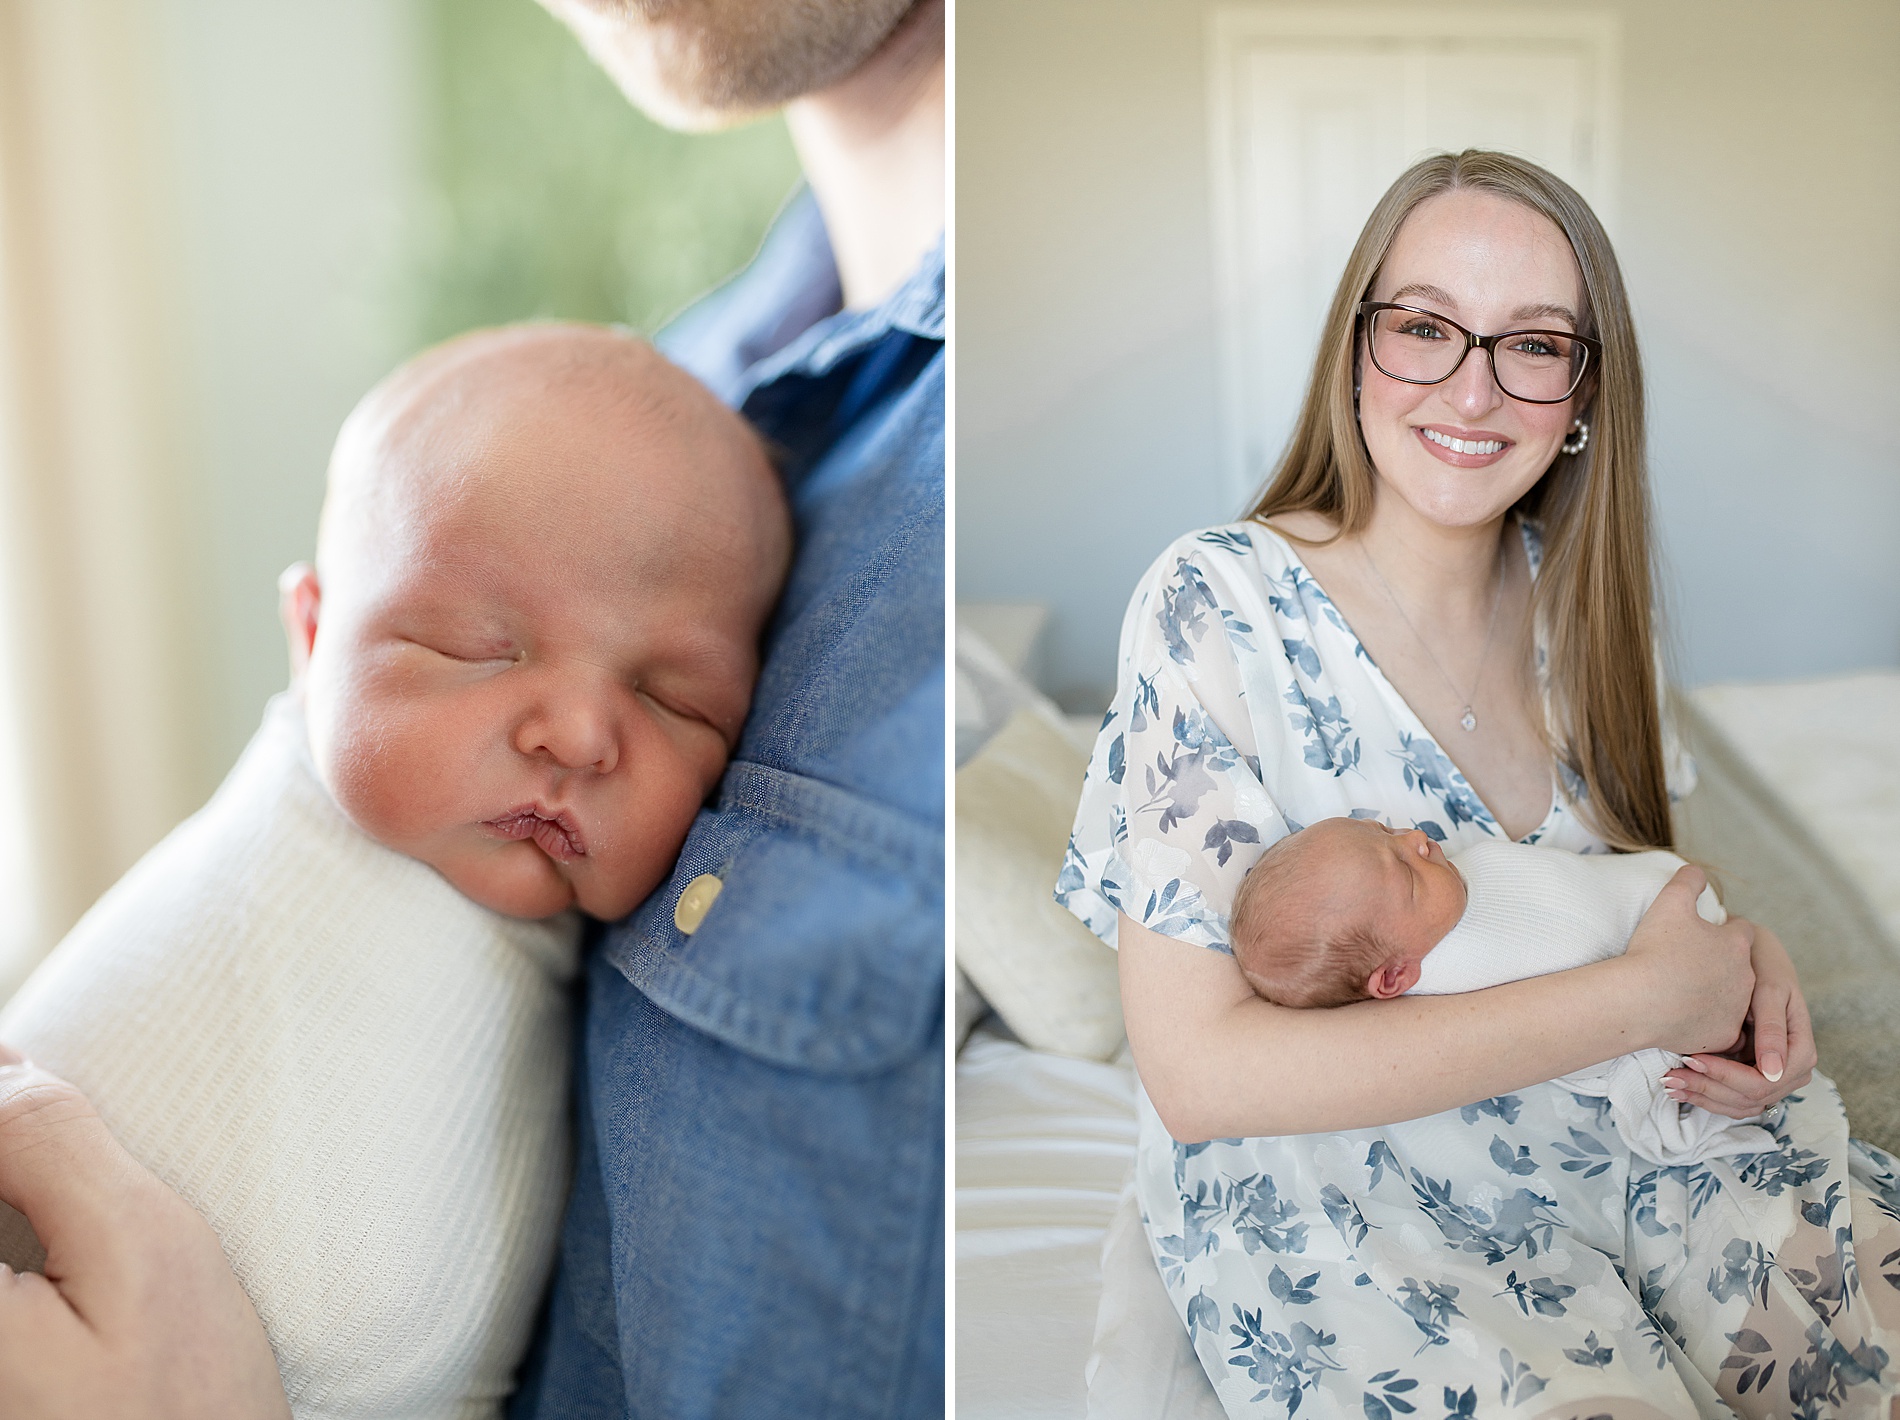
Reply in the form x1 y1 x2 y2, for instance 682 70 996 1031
602 761 944 1077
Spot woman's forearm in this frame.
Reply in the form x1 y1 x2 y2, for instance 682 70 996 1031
1119 913 1656 1141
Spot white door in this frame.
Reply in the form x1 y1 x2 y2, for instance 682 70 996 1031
1207 8 1620 506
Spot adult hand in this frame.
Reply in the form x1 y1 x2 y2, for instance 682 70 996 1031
1663 924 1817 1121
1619 865 1756 1058
0 1046 289 1419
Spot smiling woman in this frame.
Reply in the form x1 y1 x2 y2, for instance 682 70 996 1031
1053 149 1900 1417
1254 154 1662 853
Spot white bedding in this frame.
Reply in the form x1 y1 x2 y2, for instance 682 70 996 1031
955 1029 1135 1419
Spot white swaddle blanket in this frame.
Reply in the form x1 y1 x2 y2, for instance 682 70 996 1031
1409 839 1776 1167
0 695 580 1419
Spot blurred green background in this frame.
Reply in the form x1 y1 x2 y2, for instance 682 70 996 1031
408 0 804 343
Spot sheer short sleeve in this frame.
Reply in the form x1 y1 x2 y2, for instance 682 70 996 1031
1056 534 1290 953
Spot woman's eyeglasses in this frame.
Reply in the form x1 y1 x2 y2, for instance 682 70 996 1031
1357 301 1601 405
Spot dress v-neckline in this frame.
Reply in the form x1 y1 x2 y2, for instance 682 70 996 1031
1250 519 1561 845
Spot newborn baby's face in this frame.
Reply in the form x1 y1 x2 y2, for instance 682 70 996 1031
1332 818 1469 997
287 327 789 920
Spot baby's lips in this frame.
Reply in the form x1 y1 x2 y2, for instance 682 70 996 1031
483 807 588 863
529 816 586 863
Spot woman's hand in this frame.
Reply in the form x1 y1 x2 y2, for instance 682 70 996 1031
0 1047 290 1419
1618 865 1757 1057
1663 924 1817 1121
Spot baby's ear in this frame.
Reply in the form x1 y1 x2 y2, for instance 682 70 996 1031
1365 957 1420 1000
278 563 321 682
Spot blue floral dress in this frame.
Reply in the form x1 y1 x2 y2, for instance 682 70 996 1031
1058 522 1900 1418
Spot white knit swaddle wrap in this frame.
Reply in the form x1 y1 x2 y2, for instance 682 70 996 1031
0 695 580 1419
1409 839 1775 1167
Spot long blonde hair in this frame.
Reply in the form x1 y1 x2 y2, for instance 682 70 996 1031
1246 149 1669 851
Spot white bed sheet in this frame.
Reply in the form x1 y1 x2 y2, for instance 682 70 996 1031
955 1028 1136 1419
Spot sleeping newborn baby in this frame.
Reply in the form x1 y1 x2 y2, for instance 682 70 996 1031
1230 817 1776 1167
0 324 790 1417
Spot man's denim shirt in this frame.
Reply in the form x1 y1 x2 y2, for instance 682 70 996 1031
511 192 943 1419
633 191 944 1070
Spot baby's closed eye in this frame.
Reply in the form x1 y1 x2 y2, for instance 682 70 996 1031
430 644 520 666
396 629 521 665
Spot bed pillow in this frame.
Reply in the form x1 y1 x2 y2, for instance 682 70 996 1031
953 967 988 1051
956 704 1125 1060
955 621 1069 1050
956 621 1048 766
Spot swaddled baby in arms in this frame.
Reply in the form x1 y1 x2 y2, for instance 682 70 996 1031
0 324 791 1417
1231 816 1776 1167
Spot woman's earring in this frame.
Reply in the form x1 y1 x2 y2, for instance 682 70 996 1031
1561 419 1590 456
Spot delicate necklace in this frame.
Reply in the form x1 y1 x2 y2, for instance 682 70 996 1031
1362 538 1506 732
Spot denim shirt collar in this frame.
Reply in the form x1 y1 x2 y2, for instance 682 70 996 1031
660 187 944 409
740 225 943 402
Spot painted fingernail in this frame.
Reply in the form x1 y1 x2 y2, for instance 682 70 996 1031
1762 1054 1784 1082
1683 1056 1708 1073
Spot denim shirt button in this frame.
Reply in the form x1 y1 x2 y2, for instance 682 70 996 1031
673 874 724 935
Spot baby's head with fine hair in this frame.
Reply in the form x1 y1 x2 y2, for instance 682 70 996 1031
280 322 792 922
1230 817 1469 1007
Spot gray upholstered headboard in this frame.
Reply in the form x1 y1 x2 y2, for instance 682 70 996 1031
1675 694 1900 1155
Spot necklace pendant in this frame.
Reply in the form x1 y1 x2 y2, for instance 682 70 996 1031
1460 707 1477 732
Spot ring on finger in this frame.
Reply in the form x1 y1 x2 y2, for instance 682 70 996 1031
1760 1101 1786 1130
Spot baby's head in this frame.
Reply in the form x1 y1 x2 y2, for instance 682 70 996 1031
1230 817 1468 1007
282 323 791 921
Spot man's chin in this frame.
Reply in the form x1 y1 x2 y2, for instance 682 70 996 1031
604 44 821 130
612 77 774 134
566 24 762 132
